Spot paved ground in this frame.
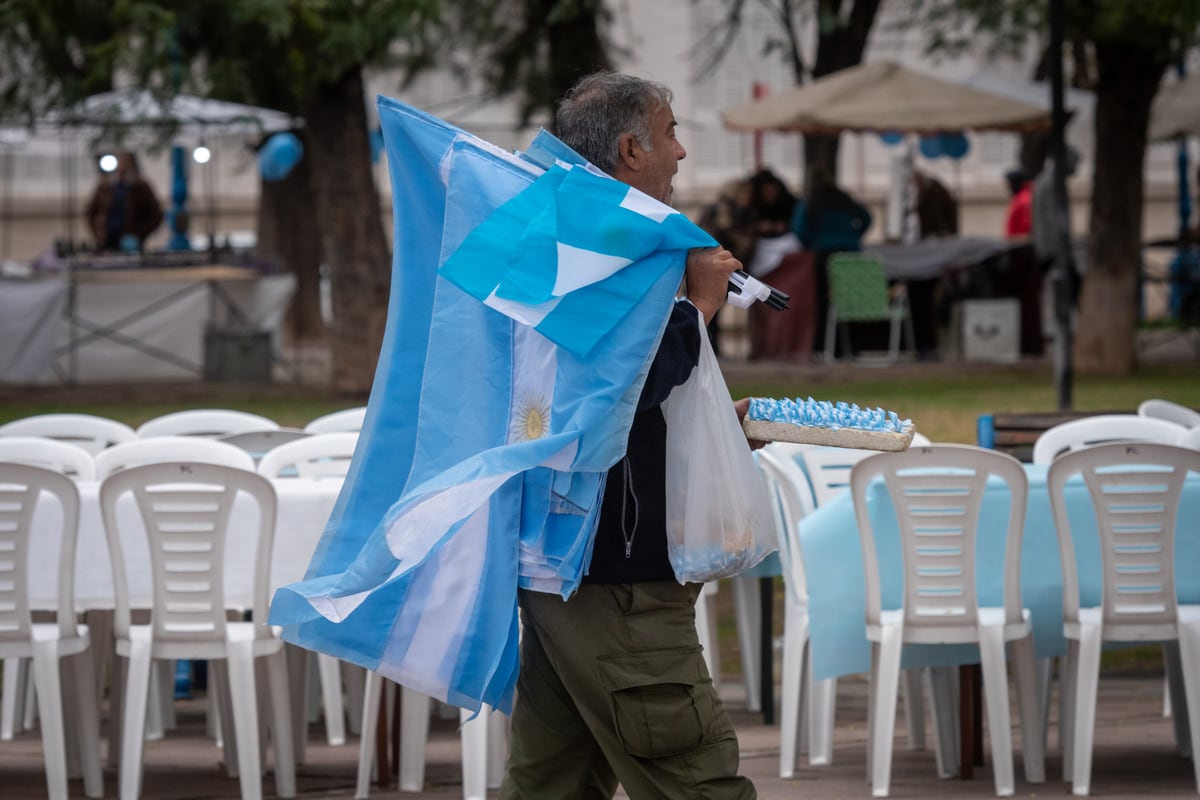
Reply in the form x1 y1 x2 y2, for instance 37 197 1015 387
2 671 1195 799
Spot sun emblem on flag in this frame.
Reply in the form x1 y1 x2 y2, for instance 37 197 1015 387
513 392 551 441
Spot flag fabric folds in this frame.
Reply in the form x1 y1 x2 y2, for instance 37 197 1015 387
269 96 716 713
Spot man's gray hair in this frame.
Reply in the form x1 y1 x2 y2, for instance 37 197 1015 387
555 72 673 176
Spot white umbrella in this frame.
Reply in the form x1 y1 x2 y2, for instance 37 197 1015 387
1149 73 1200 141
720 60 1051 134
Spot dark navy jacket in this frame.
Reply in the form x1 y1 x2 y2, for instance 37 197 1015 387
584 300 702 584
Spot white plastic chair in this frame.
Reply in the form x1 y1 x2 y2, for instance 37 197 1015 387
756 445 837 774
0 437 95 480
257 432 358 754
1032 413 1188 741
1137 398 1200 429
95 436 256 480
1046 442 1200 795
1032 415 1185 465
355 672 505 799
99 461 295 800
136 409 279 438
850 444 1044 797
218 428 311 465
0 439 96 743
303 407 367 434
1177 426 1200 449
257 432 359 480
0 464 104 800
796 443 932 752
0 412 136 455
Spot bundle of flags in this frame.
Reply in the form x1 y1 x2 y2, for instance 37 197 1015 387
269 96 716 713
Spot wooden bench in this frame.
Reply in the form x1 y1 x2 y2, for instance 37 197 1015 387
975 410 1130 462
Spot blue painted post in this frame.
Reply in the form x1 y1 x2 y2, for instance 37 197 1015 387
976 414 995 449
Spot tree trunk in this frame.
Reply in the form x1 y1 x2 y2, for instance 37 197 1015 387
301 68 391 395
256 145 325 343
802 0 881 183
1074 37 1168 375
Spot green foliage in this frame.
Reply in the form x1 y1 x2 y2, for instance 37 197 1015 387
903 0 1200 62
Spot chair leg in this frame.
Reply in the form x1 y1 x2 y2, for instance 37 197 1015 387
925 666 959 779
779 611 805 777
283 644 309 765
1 657 24 740
1061 641 1079 784
809 675 837 768
354 670 383 800
486 706 509 789
343 663 367 737
71 648 105 799
868 628 903 798
1164 641 1191 758
1176 626 1200 793
902 669 925 751
225 642 264 800
399 688 432 791
695 583 719 688
731 574 761 714
1071 628 1103 796
978 627 1015 796
459 706 489 800
316 654 347 746
266 650 297 798
1010 637 1046 784
1034 656 1054 754
118 643 153 800
30 643 68 800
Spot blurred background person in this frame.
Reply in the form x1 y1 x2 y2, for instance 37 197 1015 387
790 163 872 355
86 151 164 252
1004 167 1033 240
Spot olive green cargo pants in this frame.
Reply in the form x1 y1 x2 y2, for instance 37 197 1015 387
499 581 756 800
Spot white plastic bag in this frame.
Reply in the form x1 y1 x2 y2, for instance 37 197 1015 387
661 312 777 583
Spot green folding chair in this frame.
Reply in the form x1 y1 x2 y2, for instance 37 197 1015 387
824 252 914 365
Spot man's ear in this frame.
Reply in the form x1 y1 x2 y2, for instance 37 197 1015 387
616 132 641 172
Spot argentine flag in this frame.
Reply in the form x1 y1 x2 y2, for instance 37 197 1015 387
269 96 716 712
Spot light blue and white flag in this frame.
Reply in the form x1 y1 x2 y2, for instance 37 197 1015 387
269 96 716 712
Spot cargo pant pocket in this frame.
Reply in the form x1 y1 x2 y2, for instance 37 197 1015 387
597 646 711 759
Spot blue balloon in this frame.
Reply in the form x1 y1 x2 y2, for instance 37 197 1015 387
940 132 969 159
878 131 904 146
918 135 942 159
259 132 303 182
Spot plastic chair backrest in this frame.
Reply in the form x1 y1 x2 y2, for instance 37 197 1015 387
827 253 891 322
797 445 876 506
99 461 277 644
1179 426 1200 449
1046 442 1198 639
755 445 817 605
0 413 136 455
257 432 359 479
850 444 1028 631
94 436 256 480
1032 414 1185 464
303 407 367 434
0 437 96 480
218 429 311 464
0 463 82 644
1137 398 1200 429
137 409 279 439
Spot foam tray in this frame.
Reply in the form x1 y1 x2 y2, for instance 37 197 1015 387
742 418 915 451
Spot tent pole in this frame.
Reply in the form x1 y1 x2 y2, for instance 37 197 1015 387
1048 0 1074 411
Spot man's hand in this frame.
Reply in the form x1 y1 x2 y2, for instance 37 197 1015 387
734 396 767 451
686 246 740 324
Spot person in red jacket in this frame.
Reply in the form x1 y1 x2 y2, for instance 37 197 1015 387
1004 167 1033 239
